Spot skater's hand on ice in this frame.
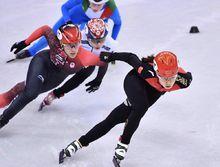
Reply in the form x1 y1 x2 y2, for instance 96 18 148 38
85 79 102 93
10 40 29 54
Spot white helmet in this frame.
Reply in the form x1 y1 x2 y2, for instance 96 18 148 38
89 0 109 5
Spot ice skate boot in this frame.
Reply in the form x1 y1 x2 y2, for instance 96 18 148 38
113 141 129 167
38 91 57 111
59 140 82 164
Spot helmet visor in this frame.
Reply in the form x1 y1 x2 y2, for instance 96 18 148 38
88 37 106 49
90 37 106 44
62 42 80 48
89 0 108 5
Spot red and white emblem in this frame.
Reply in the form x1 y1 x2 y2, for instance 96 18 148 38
70 62 75 68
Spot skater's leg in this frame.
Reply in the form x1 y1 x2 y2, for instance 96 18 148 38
0 55 48 124
79 102 132 147
58 102 132 163
0 81 25 108
0 51 67 127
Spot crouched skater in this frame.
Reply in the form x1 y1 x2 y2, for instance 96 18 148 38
59 51 193 166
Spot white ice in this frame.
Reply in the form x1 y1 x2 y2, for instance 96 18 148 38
0 0 220 167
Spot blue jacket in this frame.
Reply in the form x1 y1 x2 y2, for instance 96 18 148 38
61 0 122 40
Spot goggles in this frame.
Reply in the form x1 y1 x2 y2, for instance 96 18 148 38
89 38 106 44
62 42 80 48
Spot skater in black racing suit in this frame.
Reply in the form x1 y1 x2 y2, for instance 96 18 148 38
59 51 192 165
0 23 104 129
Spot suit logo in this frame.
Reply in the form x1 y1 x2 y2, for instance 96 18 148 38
70 62 75 68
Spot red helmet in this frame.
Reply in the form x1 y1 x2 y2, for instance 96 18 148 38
57 24 82 44
153 51 178 77
85 18 108 40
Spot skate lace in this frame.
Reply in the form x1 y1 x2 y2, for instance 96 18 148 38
65 140 82 157
115 147 126 158
115 142 128 160
66 145 76 157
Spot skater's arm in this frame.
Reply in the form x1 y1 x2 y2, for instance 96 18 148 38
110 8 122 40
26 25 61 51
101 52 142 69
10 25 56 54
25 25 53 45
80 48 106 67
100 52 154 79
95 64 109 82
85 64 108 93
61 0 82 22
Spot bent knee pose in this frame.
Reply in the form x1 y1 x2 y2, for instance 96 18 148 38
39 18 116 110
59 51 193 165
0 23 104 129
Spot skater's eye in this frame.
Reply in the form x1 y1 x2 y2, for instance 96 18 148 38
90 3 105 8
63 42 80 48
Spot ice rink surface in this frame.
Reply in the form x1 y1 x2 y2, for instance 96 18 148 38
0 0 220 166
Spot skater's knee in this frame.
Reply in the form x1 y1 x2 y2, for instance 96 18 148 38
104 117 120 128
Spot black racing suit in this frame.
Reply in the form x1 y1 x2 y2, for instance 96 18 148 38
53 64 108 98
0 25 105 126
1 50 69 124
78 52 192 145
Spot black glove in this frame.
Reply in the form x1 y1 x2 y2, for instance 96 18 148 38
177 72 192 88
85 79 102 93
100 51 114 62
10 40 29 54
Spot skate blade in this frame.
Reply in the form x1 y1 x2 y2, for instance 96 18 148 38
113 156 120 167
38 102 45 111
6 58 16 63
59 149 66 164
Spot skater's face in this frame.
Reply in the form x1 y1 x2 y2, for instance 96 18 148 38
63 42 81 58
89 2 105 12
88 38 106 49
157 73 177 89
